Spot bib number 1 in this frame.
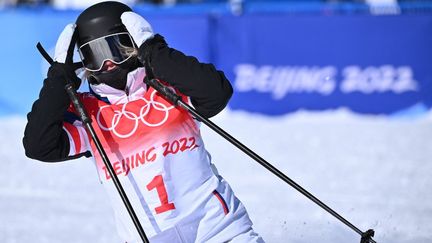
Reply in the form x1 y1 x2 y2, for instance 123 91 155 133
146 175 176 214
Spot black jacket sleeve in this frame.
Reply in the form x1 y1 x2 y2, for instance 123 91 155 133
23 63 91 162
140 34 233 118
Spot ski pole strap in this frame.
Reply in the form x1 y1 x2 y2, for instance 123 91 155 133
37 42 54 64
36 42 83 69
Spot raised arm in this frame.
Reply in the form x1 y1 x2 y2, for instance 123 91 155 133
23 24 90 162
121 12 233 118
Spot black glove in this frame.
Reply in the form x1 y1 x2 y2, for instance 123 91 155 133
137 34 167 68
42 62 81 107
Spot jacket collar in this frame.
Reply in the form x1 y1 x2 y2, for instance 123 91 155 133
89 67 147 105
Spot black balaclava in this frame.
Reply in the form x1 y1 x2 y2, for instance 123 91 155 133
88 57 139 90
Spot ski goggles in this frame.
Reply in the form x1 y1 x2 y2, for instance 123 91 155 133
78 32 137 72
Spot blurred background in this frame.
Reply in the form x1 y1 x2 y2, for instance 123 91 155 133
0 0 431 243
1 0 432 116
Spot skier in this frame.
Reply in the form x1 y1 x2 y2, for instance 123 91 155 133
23 1 264 242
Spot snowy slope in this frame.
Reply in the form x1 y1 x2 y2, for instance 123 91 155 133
1 110 431 243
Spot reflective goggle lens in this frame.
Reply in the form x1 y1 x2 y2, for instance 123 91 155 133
79 33 136 72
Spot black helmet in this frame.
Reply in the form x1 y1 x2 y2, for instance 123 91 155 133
76 1 137 72
76 1 132 47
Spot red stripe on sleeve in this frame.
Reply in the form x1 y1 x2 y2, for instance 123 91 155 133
63 122 82 155
213 190 229 215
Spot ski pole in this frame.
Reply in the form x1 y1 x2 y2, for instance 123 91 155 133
36 42 150 243
144 77 376 243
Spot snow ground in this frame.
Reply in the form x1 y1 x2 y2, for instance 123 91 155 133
0 109 431 243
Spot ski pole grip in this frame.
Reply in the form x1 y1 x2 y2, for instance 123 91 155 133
145 78 181 105
65 83 91 124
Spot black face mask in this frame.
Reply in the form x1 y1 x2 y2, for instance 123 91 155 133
88 57 139 90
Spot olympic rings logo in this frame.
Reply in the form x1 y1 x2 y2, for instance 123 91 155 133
96 90 175 138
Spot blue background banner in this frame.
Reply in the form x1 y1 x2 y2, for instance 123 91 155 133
1 4 431 116
216 14 432 115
